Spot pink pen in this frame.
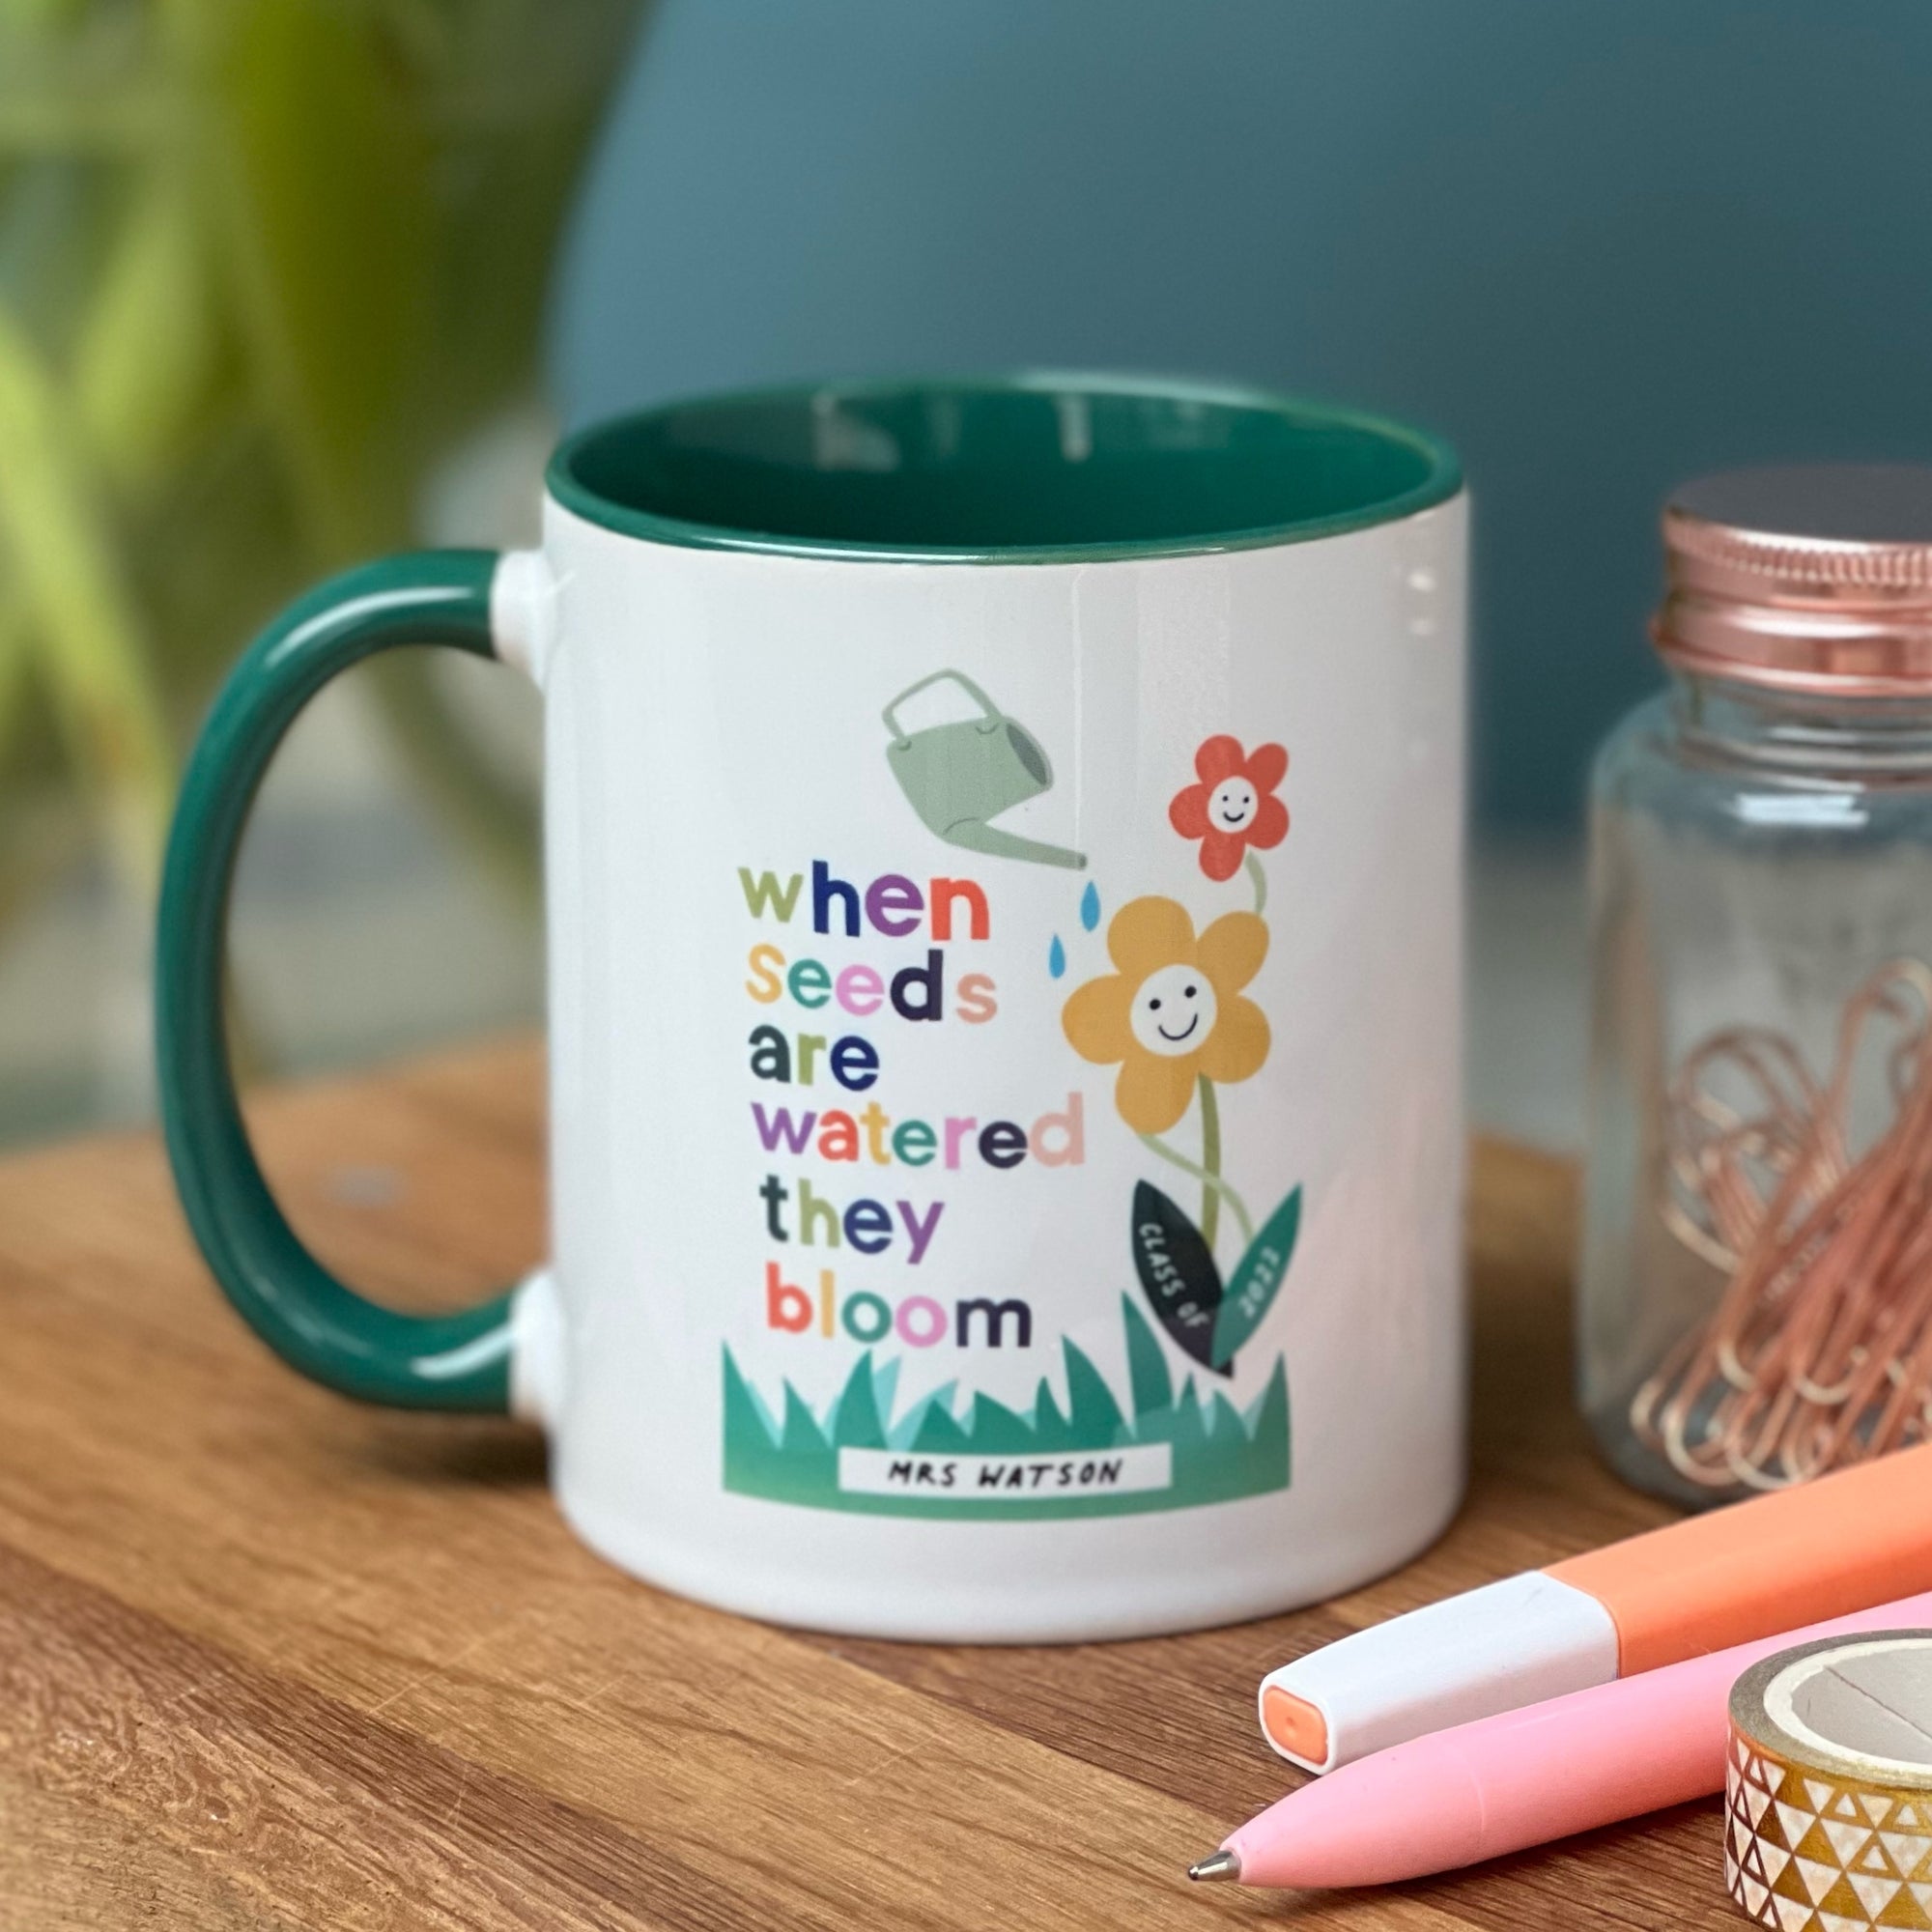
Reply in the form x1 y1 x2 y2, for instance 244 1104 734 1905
1190 1587 1932 1889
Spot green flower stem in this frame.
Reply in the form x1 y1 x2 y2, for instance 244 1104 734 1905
1245 847 1266 913
1139 1094 1255 1251
1198 1072 1222 1251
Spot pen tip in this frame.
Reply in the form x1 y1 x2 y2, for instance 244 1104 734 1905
1188 1849 1241 1884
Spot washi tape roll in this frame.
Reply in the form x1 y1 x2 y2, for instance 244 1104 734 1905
1727 1632 1932 1930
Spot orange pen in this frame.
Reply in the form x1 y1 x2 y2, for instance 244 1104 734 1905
1259 1439 1932 1773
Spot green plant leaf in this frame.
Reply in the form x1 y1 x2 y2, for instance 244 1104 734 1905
73 164 229 497
1129 1179 1224 1374
830 1350 885 1449
909 1396 971 1454
779 1381 829 1456
1211 1185 1301 1370
1031 1377 1071 1449
1121 1293 1174 1417
722 1345 779 1451
0 304 175 893
1060 1338 1124 1441
968 1393 1036 1453
213 0 439 559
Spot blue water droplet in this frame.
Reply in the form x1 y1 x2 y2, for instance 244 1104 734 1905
1080 881 1101 930
1048 935 1066 979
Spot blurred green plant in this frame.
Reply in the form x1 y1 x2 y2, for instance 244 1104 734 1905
0 0 642 946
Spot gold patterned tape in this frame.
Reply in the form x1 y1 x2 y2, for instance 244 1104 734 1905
1727 1634 1932 1931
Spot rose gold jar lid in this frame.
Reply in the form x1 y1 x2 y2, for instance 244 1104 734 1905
1655 465 1932 695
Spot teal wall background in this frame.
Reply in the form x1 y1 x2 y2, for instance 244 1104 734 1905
552 1 1932 832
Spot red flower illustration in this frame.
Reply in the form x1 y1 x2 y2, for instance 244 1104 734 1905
1169 736 1289 881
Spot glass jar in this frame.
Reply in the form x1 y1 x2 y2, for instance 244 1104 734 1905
1580 466 1932 1505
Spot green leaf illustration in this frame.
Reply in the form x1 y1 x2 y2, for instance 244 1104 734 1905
1129 1179 1225 1374
969 1393 1037 1453
1211 1186 1302 1370
1061 1339 1125 1441
1031 1376 1073 1448
910 1398 972 1454
1121 1293 1175 1417
830 1351 886 1449
781 1381 830 1456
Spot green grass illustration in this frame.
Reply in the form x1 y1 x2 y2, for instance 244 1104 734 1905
723 1296 1290 1520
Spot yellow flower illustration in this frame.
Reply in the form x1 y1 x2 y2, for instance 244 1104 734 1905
1061 896 1270 1133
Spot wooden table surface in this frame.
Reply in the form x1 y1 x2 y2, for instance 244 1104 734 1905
0 1037 1730 1931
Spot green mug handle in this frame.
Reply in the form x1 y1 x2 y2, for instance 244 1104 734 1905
156 549 518 1411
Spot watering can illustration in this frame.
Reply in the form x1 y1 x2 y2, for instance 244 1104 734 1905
883 669 1087 869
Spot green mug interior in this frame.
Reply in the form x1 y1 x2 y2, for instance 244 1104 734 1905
547 374 1460 562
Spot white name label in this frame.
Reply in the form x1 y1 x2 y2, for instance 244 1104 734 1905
837 1444 1173 1500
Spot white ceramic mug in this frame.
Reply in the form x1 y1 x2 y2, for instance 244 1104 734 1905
157 374 1467 1640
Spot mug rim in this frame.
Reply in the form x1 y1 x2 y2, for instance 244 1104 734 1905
545 371 1462 564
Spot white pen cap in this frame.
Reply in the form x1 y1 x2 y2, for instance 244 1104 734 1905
1258 1570 1621 1772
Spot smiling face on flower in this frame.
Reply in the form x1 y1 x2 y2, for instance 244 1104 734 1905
1130 963 1218 1055
1062 896 1270 1133
1209 777 1260 833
